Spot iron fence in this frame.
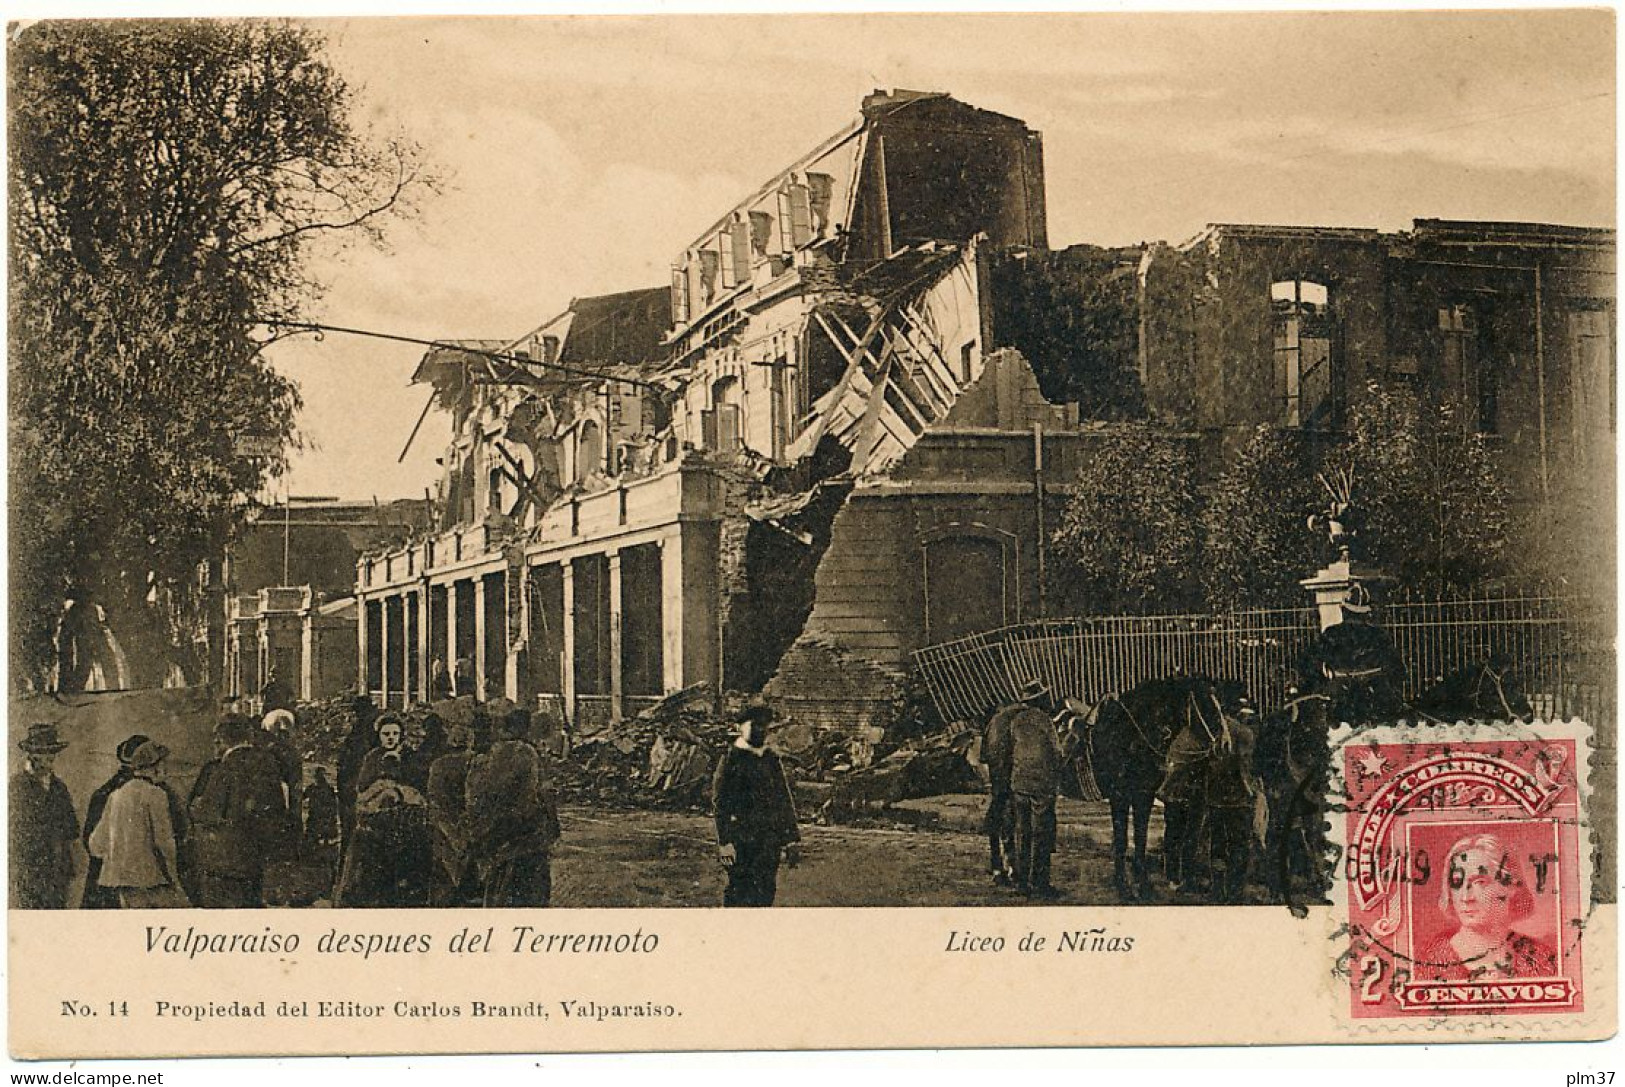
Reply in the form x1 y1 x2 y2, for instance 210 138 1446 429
913 593 1615 728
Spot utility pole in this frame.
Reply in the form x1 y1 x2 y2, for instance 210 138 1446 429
283 492 292 586
280 495 339 587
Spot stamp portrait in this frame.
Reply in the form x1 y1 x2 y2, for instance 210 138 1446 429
1334 722 1591 1020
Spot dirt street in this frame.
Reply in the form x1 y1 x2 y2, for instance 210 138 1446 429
551 795 1179 908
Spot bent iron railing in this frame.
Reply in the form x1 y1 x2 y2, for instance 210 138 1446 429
912 594 1614 728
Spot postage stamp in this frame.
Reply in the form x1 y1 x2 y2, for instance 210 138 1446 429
1329 719 1593 1020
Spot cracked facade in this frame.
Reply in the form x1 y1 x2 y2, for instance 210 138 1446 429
352 90 1615 733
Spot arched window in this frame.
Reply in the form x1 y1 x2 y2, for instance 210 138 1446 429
921 527 1013 643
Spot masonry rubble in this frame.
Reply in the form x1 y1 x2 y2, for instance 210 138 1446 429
343 86 1614 790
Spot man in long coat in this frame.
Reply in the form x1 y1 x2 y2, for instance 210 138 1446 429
83 733 192 907
87 740 187 908
10 724 79 909
259 667 294 716
465 709 560 907
1299 590 1406 724
1005 682 1065 899
425 717 479 907
254 709 303 855
979 697 1021 885
712 705 801 907
187 716 289 907
335 696 380 860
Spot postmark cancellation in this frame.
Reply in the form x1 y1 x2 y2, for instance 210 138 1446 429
1328 718 1594 1023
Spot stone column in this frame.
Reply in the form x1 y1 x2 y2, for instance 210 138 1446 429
608 550 624 722
399 593 411 706
508 559 527 703
445 582 459 694
384 595 402 709
659 531 685 693
355 594 368 695
472 577 488 702
561 561 577 721
416 584 431 702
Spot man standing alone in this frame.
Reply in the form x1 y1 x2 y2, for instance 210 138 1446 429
712 705 800 907
1007 680 1065 899
979 698 1020 886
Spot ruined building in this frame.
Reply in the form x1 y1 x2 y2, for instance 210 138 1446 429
354 91 1615 731
355 91 1111 729
1137 220 1615 503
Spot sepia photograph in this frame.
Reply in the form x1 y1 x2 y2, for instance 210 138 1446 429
4 6 1617 1060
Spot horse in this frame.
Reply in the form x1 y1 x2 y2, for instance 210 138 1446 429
1252 690 1334 910
1414 654 1533 722
1081 675 1250 902
1156 678 1255 902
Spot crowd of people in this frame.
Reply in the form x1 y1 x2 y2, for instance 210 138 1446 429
7 694 563 910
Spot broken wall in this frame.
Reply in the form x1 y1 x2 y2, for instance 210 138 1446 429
987 245 1144 418
1142 230 1389 459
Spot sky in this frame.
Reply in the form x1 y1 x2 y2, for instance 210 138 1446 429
269 9 1616 501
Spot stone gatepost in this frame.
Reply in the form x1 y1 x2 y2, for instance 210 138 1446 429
1300 469 1390 631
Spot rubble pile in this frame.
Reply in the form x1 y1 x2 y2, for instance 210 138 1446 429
816 726 984 825
550 687 911 810
555 685 735 810
282 688 986 822
289 693 363 770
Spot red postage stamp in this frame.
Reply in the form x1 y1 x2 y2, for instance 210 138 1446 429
1332 721 1592 1020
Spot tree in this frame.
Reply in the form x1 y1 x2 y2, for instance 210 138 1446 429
1333 381 1511 595
1201 425 1328 612
1050 427 1200 614
10 21 431 690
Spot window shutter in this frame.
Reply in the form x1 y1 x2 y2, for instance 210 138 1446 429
730 219 753 284
718 405 741 453
777 189 795 251
806 173 834 234
670 265 689 324
687 258 705 316
718 233 736 289
697 250 720 304
749 211 773 257
788 184 813 247
701 409 718 450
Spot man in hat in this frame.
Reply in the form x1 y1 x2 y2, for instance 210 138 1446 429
187 715 289 907
336 695 380 863
10 724 79 909
1005 680 1065 899
978 686 1029 886
88 740 187 908
1299 585 1406 724
82 733 192 908
80 733 145 909
425 716 479 907
712 705 801 907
